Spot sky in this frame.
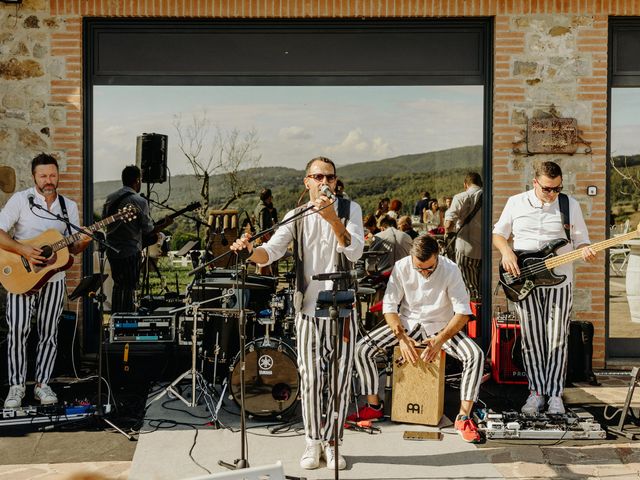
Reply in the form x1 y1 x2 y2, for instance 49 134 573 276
92 85 484 182
611 88 640 157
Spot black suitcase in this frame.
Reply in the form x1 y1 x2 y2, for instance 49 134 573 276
566 320 599 385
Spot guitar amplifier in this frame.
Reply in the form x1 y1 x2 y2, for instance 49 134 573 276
466 301 481 339
109 311 175 343
491 318 527 385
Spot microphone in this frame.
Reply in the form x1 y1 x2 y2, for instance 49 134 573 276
312 270 358 281
319 184 336 200
28 194 35 208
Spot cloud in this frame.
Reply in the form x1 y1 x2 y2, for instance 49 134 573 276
279 126 312 140
324 128 388 158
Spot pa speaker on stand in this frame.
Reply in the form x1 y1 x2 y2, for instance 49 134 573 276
136 133 167 184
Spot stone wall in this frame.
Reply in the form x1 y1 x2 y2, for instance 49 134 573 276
1 0 639 366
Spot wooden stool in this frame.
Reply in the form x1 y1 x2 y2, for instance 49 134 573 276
391 346 444 426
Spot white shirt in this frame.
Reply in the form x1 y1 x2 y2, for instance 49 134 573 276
382 255 472 336
261 200 364 316
492 189 590 282
0 187 80 283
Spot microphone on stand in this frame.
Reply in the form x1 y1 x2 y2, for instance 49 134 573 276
320 184 336 200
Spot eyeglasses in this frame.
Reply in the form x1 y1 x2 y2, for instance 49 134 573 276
535 180 563 193
413 258 438 273
306 173 337 182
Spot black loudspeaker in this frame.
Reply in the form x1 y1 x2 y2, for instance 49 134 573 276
566 320 599 385
136 133 167 183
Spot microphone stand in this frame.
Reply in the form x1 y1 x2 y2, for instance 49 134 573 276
29 201 132 439
188 202 317 278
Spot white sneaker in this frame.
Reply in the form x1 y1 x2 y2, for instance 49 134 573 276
34 383 58 405
547 396 565 415
323 442 346 470
521 391 545 415
299 443 321 470
4 385 25 409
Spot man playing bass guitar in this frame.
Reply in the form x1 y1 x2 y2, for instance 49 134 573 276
492 161 597 416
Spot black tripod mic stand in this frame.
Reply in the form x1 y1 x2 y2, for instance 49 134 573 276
315 274 356 480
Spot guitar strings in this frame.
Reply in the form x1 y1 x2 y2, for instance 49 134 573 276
505 230 638 281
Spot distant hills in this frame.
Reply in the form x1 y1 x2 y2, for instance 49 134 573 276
93 145 483 219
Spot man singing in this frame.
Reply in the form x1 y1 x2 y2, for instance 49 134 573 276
231 156 364 470
0 154 91 408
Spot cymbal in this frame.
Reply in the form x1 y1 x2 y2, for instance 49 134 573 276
194 278 272 290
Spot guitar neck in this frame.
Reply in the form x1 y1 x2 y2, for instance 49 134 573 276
50 214 122 253
545 229 639 270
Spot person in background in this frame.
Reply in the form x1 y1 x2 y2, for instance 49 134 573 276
413 191 431 217
335 179 350 199
369 216 413 273
103 165 171 313
387 198 403 220
363 213 380 243
0 153 91 408
444 172 483 300
424 199 444 234
397 215 419 240
375 197 390 222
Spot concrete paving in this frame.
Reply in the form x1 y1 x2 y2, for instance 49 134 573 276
2 374 640 479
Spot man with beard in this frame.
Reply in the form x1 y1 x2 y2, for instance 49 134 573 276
0 153 91 408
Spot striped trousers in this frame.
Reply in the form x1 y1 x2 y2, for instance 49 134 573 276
5 279 66 386
108 252 141 313
295 312 356 445
354 323 484 402
455 251 481 300
514 282 573 397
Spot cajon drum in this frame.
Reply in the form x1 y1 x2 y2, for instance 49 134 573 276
207 209 239 267
391 346 445 426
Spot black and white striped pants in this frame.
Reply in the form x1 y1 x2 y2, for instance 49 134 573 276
514 282 573 397
295 312 356 445
5 279 66 386
455 251 481 300
354 323 484 402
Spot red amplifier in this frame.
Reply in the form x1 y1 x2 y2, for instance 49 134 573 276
466 301 481 339
491 318 528 385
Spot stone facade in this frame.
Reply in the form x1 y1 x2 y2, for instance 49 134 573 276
0 0 637 367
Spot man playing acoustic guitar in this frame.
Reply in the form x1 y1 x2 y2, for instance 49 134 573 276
0 153 91 408
493 161 597 415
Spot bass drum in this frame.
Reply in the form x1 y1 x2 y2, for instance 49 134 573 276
229 337 299 418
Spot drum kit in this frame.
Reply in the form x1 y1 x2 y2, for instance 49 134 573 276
169 269 301 419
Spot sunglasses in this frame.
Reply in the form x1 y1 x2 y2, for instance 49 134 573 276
536 181 563 193
413 258 438 273
306 173 337 182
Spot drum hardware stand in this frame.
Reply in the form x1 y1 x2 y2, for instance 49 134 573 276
146 293 231 409
315 275 356 480
609 367 640 440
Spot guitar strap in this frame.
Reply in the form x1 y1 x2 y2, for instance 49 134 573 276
558 193 571 242
57 194 72 236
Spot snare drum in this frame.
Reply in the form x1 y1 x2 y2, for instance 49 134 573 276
229 337 299 418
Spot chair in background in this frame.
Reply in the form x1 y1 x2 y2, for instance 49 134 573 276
610 219 631 276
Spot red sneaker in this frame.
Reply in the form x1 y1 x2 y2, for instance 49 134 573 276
346 403 384 422
454 415 481 443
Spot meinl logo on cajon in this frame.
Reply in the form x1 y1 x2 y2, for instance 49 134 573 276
391 347 445 426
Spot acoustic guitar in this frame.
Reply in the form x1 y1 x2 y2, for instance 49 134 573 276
0 205 137 295
499 225 639 302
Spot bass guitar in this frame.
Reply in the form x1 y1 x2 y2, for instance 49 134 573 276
142 201 201 253
0 205 137 295
499 225 639 302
